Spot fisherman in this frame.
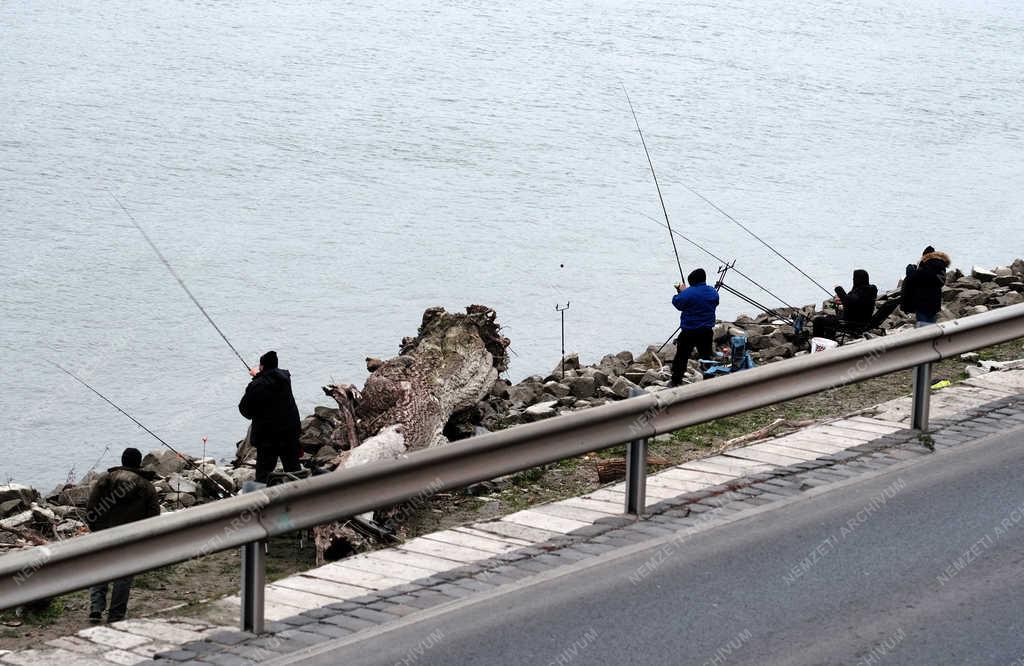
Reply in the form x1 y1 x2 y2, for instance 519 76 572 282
812 269 878 339
902 249 951 325
670 268 720 386
239 351 302 483
85 447 160 623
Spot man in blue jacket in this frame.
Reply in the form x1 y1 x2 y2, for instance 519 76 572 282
670 268 720 386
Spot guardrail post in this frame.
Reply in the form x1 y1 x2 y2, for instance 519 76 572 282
625 436 648 516
625 387 648 516
911 362 932 431
240 541 265 633
240 481 265 633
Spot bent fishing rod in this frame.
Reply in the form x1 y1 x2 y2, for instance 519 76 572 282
49 360 236 499
623 85 686 284
676 182 832 297
111 193 252 374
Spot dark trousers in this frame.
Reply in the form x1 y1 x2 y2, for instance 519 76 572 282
813 314 838 339
255 443 301 484
90 576 133 621
671 327 714 386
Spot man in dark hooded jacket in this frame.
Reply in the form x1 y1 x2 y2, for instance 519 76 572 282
85 447 160 623
239 350 302 483
670 268 720 386
902 250 951 325
813 269 878 338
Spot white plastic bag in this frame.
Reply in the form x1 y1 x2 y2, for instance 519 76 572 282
810 337 839 354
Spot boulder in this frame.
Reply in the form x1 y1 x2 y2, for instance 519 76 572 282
615 351 634 364
524 401 558 421
610 376 640 399
965 305 989 315
956 276 983 290
995 275 1019 287
994 266 1013 277
163 473 198 496
996 292 1024 307
759 345 794 359
639 369 665 387
142 449 191 477
971 266 997 282
162 492 196 508
191 464 236 496
953 289 987 308
1 499 24 518
569 376 598 399
490 379 511 399
56 484 92 508
230 466 255 487
1012 258 1024 276
0 484 38 511
508 383 540 407
550 353 581 377
597 354 630 376
542 381 571 398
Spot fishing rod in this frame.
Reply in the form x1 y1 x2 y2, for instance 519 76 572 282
622 86 686 284
49 360 235 499
637 211 799 311
715 261 804 330
676 182 833 297
110 193 252 374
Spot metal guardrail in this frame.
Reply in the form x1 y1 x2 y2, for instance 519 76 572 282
2 304 1023 625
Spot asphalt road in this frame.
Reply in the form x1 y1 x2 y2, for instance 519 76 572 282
288 425 1024 666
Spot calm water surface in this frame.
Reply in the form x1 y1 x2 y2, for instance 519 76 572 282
2 0 1022 487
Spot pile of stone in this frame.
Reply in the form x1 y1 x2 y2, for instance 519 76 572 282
467 259 1024 429
0 451 251 554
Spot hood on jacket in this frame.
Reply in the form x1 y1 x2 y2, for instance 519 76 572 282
852 269 870 287
921 251 951 272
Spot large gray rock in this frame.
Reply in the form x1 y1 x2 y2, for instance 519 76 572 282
569 375 598 399
610 376 640 399
954 289 987 307
524 400 558 421
994 265 1013 277
0 484 38 511
508 383 540 407
56 484 92 508
163 473 198 496
597 354 630 376
162 492 196 508
142 449 191 477
996 292 1024 307
542 381 571 398
956 276 983 290
1012 258 1024 276
972 266 997 282
549 353 581 377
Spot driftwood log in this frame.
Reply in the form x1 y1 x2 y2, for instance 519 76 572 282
312 305 510 558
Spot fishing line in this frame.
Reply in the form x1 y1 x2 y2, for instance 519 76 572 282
110 192 252 373
677 182 833 296
622 86 686 283
49 360 235 498
637 212 799 310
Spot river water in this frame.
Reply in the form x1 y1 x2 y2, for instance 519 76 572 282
2 0 1022 488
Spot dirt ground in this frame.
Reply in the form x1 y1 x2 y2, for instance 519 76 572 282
2 340 1020 651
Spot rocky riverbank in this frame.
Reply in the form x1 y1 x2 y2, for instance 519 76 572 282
3 259 1023 556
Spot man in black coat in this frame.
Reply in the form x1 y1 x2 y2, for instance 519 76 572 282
812 269 878 339
239 350 302 483
85 447 160 623
902 250 951 325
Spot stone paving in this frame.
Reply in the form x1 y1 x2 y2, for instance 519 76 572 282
2 368 1023 665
